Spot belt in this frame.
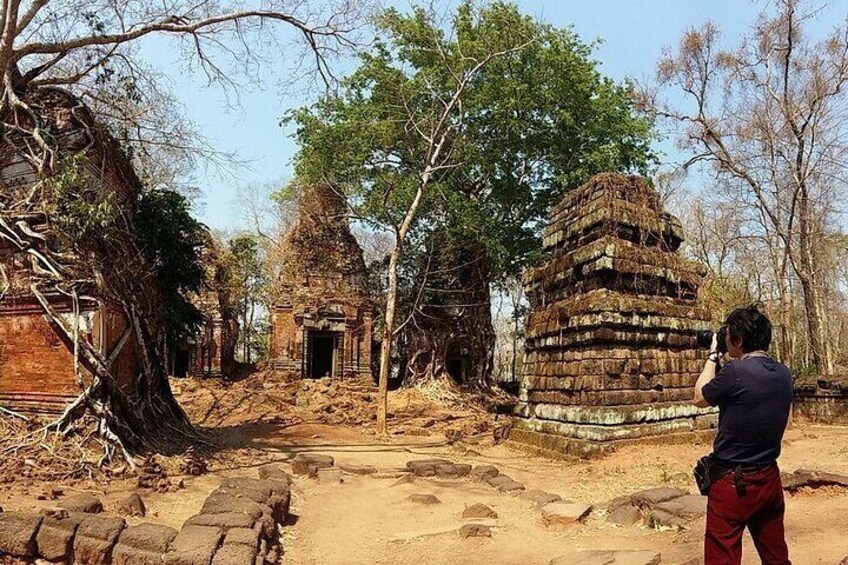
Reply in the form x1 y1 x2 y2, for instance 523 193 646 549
713 459 776 497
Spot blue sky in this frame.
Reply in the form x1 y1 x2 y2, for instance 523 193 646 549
138 0 843 232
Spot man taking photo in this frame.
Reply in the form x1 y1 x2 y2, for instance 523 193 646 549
693 305 793 565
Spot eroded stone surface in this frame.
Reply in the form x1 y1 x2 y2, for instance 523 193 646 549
117 493 146 518
654 494 706 518
185 513 255 531
163 525 222 565
291 453 334 477
0 512 43 557
630 487 687 507
606 504 642 526
407 494 441 505
469 465 499 481
458 524 491 538
58 493 103 514
211 543 256 565
519 489 562 507
35 512 86 561
224 527 259 549
462 503 498 519
73 515 126 565
112 523 178 565
541 503 592 527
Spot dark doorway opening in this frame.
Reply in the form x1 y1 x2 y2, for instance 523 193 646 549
174 349 190 378
308 332 337 378
446 356 468 383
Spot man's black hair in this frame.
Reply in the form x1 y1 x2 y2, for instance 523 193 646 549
725 305 772 353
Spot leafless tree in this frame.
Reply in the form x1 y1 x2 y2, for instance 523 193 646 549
646 0 848 373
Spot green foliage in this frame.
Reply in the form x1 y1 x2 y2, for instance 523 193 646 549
287 1 655 284
45 154 117 247
135 189 206 343
224 234 269 363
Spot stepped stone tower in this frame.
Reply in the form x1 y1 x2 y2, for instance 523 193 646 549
511 173 717 457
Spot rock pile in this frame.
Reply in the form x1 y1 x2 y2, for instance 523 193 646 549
0 467 292 565
606 486 705 529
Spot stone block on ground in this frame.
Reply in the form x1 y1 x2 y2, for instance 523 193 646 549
211 543 256 565
488 476 525 493
407 493 441 505
405 459 453 477
317 468 343 485
519 489 562 507
435 464 460 479
458 524 491 538
644 509 686 529
0 511 43 557
606 504 643 526
462 503 497 519
224 527 259 549
163 525 222 565
201 495 270 521
117 493 147 518
291 454 334 477
541 503 592 527
339 464 378 476
485 474 514 488
73 515 126 565
257 464 292 486
35 512 86 561
112 523 178 565
185 513 255 531
653 494 706 518
216 479 273 505
469 465 499 481
550 550 661 565
783 469 848 491
630 487 687 507
58 493 104 514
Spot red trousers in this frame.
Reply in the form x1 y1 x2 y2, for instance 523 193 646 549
705 465 791 564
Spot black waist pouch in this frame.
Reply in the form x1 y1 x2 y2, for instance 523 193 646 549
694 455 727 496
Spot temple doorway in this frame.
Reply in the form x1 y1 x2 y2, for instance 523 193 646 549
307 331 340 378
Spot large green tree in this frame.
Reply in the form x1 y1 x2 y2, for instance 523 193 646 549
288 2 654 431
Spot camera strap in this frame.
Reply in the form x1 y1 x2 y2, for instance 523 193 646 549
733 465 748 497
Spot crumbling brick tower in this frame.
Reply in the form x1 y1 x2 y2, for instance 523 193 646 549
268 184 373 380
511 173 716 457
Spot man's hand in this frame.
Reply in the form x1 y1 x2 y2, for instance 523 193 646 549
693 333 719 407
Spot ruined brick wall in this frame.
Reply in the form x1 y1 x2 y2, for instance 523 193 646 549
794 384 848 424
0 87 147 414
269 185 373 379
511 173 716 457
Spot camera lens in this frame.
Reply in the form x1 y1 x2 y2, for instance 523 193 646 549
696 330 715 349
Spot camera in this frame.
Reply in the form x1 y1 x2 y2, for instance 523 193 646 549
696 325 728 354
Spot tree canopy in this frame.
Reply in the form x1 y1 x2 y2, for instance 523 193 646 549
288 1 655 283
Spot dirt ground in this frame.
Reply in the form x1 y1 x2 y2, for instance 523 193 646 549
2 375 847 565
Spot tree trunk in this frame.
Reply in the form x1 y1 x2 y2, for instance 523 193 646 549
376 246 401 435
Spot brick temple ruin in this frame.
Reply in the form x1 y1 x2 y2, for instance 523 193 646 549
173 237 238 379
268 184 373 380
0 89 145 414
510 173 716 456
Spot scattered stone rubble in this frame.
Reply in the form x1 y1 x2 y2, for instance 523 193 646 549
781 468 848 491
513 173 716 457
0 466 292 565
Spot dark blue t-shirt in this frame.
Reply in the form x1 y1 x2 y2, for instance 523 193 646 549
701 355 793 465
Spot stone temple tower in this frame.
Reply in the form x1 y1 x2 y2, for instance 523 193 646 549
510 173 716 457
